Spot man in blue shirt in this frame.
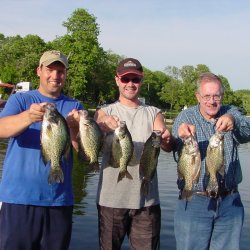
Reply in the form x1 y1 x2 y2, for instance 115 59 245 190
0 50 83 249
172 72 250 250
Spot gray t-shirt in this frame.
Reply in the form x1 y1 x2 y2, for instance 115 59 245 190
96 101 161 209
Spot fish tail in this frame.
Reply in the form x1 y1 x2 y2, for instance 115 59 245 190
48 167 64 184
206 175 218 195
89 162 100 173
181 189 193 201
117 170 132 182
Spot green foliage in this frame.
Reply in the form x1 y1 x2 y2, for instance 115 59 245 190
219 75 243 107
234 90 250 115
0 34 47 87
141 69 171 108
159 77 180 110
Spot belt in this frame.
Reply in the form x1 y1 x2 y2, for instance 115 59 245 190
194 188 238 199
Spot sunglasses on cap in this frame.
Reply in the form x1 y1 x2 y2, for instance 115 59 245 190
118 76 142 84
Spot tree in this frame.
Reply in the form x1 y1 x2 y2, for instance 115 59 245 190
234 89 250 115
93 51 121 105
159 77 181 111
51 8 107 104
219 75 242 107
0 34 47 87
140 69 171 107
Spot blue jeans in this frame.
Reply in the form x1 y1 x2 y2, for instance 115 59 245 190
174 192 244 250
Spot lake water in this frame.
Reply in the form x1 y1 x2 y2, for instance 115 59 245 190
0 140 250 250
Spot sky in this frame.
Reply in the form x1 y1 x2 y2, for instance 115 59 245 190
1 0 250 91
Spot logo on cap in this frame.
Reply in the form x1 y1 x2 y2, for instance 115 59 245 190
124 61 137 68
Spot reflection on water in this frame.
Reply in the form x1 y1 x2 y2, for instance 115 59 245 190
71 152 91 216
0 140 250 250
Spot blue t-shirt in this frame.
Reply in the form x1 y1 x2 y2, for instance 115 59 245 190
0 90 83 206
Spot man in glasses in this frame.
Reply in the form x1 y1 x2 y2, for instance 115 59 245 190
172 72 250 250
94 58 174 250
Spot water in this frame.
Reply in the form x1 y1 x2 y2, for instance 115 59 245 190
0 140 250 249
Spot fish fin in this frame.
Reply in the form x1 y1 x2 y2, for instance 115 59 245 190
218 164 225 177
78 149 88 162
41 147 49 165
190 156 195 165
117 170 133 182
77 141 89 162
192 168 200 184
63 140 71 160
125 171 133 180
141 178 150 196
48 167 64 184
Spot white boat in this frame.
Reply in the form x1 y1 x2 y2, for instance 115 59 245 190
0 82 32 110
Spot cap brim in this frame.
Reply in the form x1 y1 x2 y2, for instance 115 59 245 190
41 59 68 68
117 70 144 77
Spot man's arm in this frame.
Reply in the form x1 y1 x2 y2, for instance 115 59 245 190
0 103 45 139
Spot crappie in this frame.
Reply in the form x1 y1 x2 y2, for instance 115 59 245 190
140 130 161 196
78 110 103 172
205 131 224 196
41 103 71 184
111 121 134 182
177 135 201 200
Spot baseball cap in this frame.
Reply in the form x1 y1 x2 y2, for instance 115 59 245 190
116 58 143 77
39 50 68 68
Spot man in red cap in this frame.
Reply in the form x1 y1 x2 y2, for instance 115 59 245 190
94 58 174 250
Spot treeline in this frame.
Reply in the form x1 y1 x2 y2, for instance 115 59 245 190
0 8 249 115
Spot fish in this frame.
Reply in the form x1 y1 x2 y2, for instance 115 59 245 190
78 109 103 172
205 131 225 196
140 130 162 196
177 135 201 200
41 103 71 184
111 120 134 182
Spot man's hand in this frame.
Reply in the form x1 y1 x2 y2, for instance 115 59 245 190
216 114 234 132
28 102 47 123
177 123 196 140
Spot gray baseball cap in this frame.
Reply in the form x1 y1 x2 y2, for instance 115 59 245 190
39 50 68 68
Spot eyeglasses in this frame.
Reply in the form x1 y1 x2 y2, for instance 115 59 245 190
118 76 142 84
198 94 222 102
